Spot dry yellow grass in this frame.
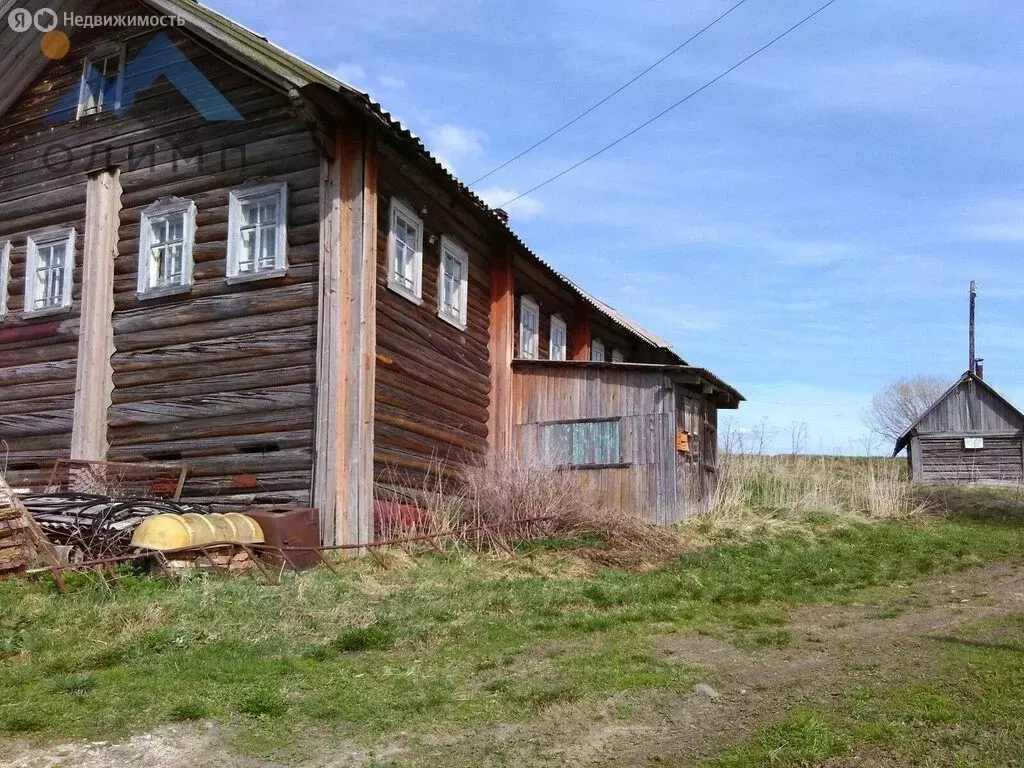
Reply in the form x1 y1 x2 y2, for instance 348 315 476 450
707 453 926 530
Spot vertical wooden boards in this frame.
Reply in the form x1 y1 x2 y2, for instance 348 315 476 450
569 309 591 361
488 247 515 459
71 169 121 461
312 122 376 547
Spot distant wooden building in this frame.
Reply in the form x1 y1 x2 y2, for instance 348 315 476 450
894 371 1024 484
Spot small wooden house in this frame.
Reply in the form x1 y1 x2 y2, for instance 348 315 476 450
0 0 742 544
894 371 1024 484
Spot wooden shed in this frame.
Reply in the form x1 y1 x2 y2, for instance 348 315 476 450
894 371 1024 484
513 361 744 522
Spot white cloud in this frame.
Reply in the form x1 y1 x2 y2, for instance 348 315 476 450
475 186 546 220
378 74 407 90
960 199 1024 242
426 123 487 173
333 62 366 87
737 56 1013 115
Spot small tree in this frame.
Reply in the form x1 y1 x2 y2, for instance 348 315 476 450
864 375 952 446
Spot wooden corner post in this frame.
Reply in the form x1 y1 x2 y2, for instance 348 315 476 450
313 121 377 547
488 246 515 459
72 168 121 460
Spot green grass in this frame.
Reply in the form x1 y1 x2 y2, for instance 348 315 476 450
2 514 1024 760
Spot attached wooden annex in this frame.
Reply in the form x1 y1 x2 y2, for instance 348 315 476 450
894 371 1024 484
0 0 743 545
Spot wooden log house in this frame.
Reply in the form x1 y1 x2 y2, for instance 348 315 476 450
895 371 1024 484
0 0 743 545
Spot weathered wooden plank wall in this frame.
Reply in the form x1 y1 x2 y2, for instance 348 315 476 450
512 365 683 523
372 145 496 490
917 378 1021 434
677 390 717 514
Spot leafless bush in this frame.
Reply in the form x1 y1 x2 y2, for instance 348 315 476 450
864 375 951 445
375 458 686 565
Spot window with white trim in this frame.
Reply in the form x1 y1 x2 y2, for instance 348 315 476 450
387 199 423 302
438 236 468 329
138 198 196 297
0 241 9 320
611 348 624 363
77 43 126 119
227 182 288 282
25 230 76 315
549 314 567 360
519 295 539 359
591 338 605 362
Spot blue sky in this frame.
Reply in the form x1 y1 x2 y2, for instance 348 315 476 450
210 0 1024 454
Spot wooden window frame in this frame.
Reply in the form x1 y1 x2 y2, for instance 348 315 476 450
137 197 197 299
226 181 289 283
24 229 76 317
76 42 126 120
591 337 605 362
611 348 624 363
518 294 540 359
537 416 627 469
0 241 9 321
549 313 567 360
437 235 468 330
387 198 424 304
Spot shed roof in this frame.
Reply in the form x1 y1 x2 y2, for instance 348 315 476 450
513 360 744 407
892 371 1024 455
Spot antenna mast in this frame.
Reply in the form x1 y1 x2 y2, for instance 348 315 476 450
969 280 977 374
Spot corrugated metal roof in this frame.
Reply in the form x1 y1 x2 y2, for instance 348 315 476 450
148 0 685 362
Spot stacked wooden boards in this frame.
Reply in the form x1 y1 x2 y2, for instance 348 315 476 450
0 474 59 574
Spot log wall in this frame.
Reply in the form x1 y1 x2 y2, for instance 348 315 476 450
373 145 496 490
917 434 1024 484
0 5 321 501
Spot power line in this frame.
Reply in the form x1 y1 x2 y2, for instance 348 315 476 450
497 0 842 208
467 0 754 187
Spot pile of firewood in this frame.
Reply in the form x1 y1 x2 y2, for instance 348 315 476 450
0 475 59 574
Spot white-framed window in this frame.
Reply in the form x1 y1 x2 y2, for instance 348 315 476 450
611 348 624 363
227 182 288 282
591 338 605 362
437 236 469 329
77 43 126 119
25 229 76 315
549 314 567 361
137 198 196 297
0 241 10 320
387 198 423 303
519 294 539 359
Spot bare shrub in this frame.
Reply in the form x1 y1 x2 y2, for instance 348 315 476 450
375 459 687 566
